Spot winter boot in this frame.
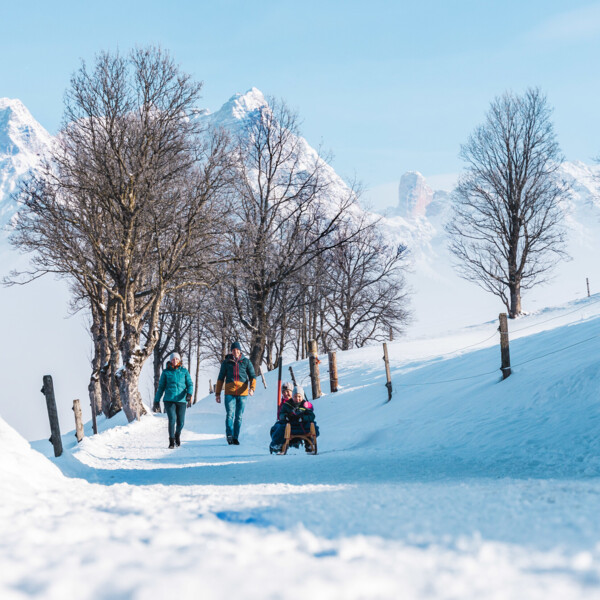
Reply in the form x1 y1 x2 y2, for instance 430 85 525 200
227 436 233 445
168 437 175 449
232 438 240 445
175 434 181 447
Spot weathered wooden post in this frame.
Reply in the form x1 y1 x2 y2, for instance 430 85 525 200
209 379 213 394
41 375 63 457
587 278 591 298
382 343 392 401
307 339 322 400
72 399 84 443
288 366 297 387
328 351 338 393
499 313 511 379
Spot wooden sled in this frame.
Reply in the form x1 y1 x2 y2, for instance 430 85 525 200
278 422 318 455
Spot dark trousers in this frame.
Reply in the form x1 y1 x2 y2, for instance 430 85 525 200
164 401 186 438
270 421 319 446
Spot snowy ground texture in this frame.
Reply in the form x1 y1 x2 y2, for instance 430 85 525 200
2 297 600 599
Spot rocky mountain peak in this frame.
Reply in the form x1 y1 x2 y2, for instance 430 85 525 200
207 88 268 127
0 98 52 227
0 98 52 156
397 171 434 218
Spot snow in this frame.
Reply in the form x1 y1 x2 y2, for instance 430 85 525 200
2 297 600 598
0 98 52 228
2 92 600 598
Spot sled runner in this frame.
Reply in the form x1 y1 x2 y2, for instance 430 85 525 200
276 422 318 455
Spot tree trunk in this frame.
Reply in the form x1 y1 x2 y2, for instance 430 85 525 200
88 305 103 417
153 343 162 395
249 330 266 374
341 316 351 351
117 364 146 422
248 295 268 372
266 338 276 371
118 325 147 422
99 299 116 416
193 321 200 404
107 302 122 416
509 282 522 318
220 316 228 362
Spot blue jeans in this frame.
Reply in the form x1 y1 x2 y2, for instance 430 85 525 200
164 401 186 438
224 395 246 440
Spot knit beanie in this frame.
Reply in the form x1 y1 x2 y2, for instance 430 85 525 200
292 385 304 398
230 341 242 352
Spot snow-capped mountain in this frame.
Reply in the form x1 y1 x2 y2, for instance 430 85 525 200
198 87 361 216
0 98 53 228
1 90 599 334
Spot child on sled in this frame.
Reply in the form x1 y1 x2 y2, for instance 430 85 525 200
269 384 319 453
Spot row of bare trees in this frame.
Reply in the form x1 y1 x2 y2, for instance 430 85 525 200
8 46 411 421
147 99 410 384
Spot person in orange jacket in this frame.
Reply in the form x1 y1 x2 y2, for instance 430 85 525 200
215 341 256 445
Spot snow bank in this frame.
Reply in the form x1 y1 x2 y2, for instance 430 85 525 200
2 298 600 599
0 416 64 497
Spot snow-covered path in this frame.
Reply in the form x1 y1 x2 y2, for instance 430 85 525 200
3 299 600 599
5 414 600 600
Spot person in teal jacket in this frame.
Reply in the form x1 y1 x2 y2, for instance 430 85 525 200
153 352 194 449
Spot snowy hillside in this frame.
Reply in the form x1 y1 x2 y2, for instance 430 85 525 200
2 296 600 599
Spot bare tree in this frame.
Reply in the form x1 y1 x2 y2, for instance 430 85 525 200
228 98 360 371
323 221 410 350
9 47 229 421
447 88 569 317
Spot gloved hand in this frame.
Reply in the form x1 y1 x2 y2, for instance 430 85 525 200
186 394 192 408
152 402 161 413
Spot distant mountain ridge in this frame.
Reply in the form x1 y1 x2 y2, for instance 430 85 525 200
1 92 599 321
0 98 53 228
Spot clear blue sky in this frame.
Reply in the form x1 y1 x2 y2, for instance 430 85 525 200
2 0 600 199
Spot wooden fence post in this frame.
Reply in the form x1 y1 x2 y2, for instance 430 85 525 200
499 313 511 379
587 278 591 298
72 399 84 443
41 375 63 457
209 379 213 394
328 351 338 393
307 339 322 400
382 343 392 401
288 366 297 387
